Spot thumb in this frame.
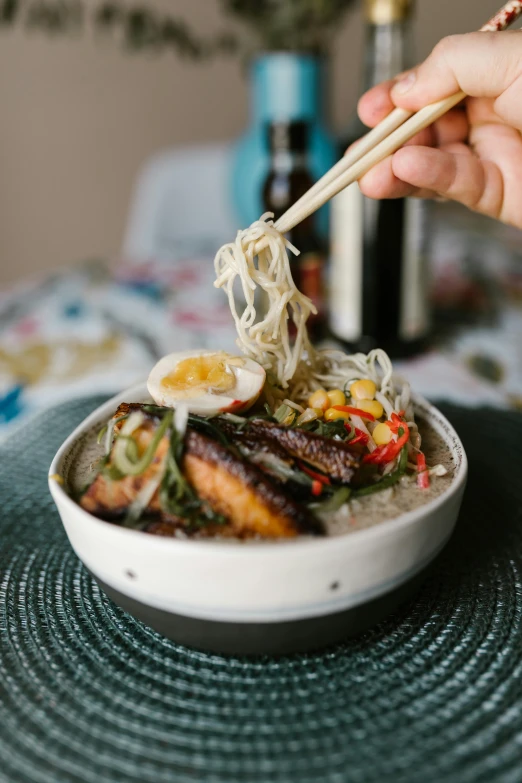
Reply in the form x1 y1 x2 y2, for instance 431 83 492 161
391 31 522 113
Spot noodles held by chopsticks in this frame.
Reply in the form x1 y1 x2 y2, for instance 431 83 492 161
214 213 412 422
214 213 316 388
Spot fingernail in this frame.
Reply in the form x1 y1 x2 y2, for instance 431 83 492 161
393 71 416 95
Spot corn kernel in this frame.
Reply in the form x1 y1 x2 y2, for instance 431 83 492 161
308 389 330 411
373 422 393 445
324 407 350 421
351 379 377 401
357 399 384 419
313 407 325 419
327 389 346 407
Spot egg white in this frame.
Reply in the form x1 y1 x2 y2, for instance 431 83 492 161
147 349 266 417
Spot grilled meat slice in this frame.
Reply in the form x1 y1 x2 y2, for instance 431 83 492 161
246 419 360 484
213 417 294 458
80 404 323 538
183 429 323 537
212 416 296 481
80 417 168 519
114 401 147 421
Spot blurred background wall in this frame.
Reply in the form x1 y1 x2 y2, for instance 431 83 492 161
0 0 497 283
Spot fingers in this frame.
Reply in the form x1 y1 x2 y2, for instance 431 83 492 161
390 145 504 220
389 32 522 127
358 155 436 200
358 80 396 128
358 32 522 131
401 108 469 149
353 107 469 199
358 82 469 145
358 157 414 199
359 145 503 220
349 108 468 154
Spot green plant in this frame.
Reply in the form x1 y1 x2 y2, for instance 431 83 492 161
222 0 355 54
0 0 355 57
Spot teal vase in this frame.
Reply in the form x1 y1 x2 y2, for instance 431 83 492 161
230 53 336 239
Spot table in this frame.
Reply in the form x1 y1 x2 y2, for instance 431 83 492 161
2 203 522 783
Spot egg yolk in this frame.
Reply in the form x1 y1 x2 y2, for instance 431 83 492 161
160 353 238 395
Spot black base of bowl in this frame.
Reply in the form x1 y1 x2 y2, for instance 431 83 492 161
93 562 436 656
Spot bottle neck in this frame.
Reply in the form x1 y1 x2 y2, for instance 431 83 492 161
362 17 412 92
269 150 308 174
251 54 322 124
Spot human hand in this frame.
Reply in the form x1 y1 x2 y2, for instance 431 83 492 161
355 32 522 228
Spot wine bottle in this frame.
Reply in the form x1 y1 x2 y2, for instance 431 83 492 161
263 120 326 341
329 0 429 358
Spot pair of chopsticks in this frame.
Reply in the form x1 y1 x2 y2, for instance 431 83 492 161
271 0 522 238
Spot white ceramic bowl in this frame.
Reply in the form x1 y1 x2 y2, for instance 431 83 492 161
49 383 467 655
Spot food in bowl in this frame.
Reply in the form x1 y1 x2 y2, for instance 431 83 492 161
48 215 466 655
75 389 453 540
61 215 453 540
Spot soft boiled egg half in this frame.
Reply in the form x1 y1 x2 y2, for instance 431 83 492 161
147 350 266 417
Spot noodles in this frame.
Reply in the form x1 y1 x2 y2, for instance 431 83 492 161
214 213 316 388
214 213 413 428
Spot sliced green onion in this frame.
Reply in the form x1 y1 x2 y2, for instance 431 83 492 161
353 446 408 497
102 414 128 455
248 452 311 485
221 412 247 424
102 463 126 481
115 435 140 464
295 407 318 427
313 486 352 514
274 403 294 424
174 404 189 438
124 459 167 526
112 411 172 476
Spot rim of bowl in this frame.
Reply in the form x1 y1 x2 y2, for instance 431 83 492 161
49 382 468 556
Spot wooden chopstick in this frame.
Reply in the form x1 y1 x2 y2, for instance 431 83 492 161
273 0 522 238
277 92 465 233
275 108 411 234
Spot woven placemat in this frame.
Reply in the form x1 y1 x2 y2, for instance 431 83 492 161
1 396 521 783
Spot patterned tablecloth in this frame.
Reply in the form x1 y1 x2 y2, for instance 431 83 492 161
1 204 522 439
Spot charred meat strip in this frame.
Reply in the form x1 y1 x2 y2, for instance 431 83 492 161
80 404 324 538
211 416 296 480
183 429 322 538
246 419 360 484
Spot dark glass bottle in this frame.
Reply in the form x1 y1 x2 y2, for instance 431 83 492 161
263 121 326 341
329 0 429 358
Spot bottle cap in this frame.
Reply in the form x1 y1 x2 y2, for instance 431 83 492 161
267 121 309 153
364 0 413 24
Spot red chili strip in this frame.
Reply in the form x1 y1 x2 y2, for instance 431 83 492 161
348 426 369 446
332 405 375 422
388 412 405 434
363 421 410 464
311 480 323 497
417 452 430 489
298 461 332 486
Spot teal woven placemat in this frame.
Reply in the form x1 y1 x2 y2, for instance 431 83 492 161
1 396 522 783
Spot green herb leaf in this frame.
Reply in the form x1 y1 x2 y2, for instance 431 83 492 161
353 446 408 497
311 486 351 514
